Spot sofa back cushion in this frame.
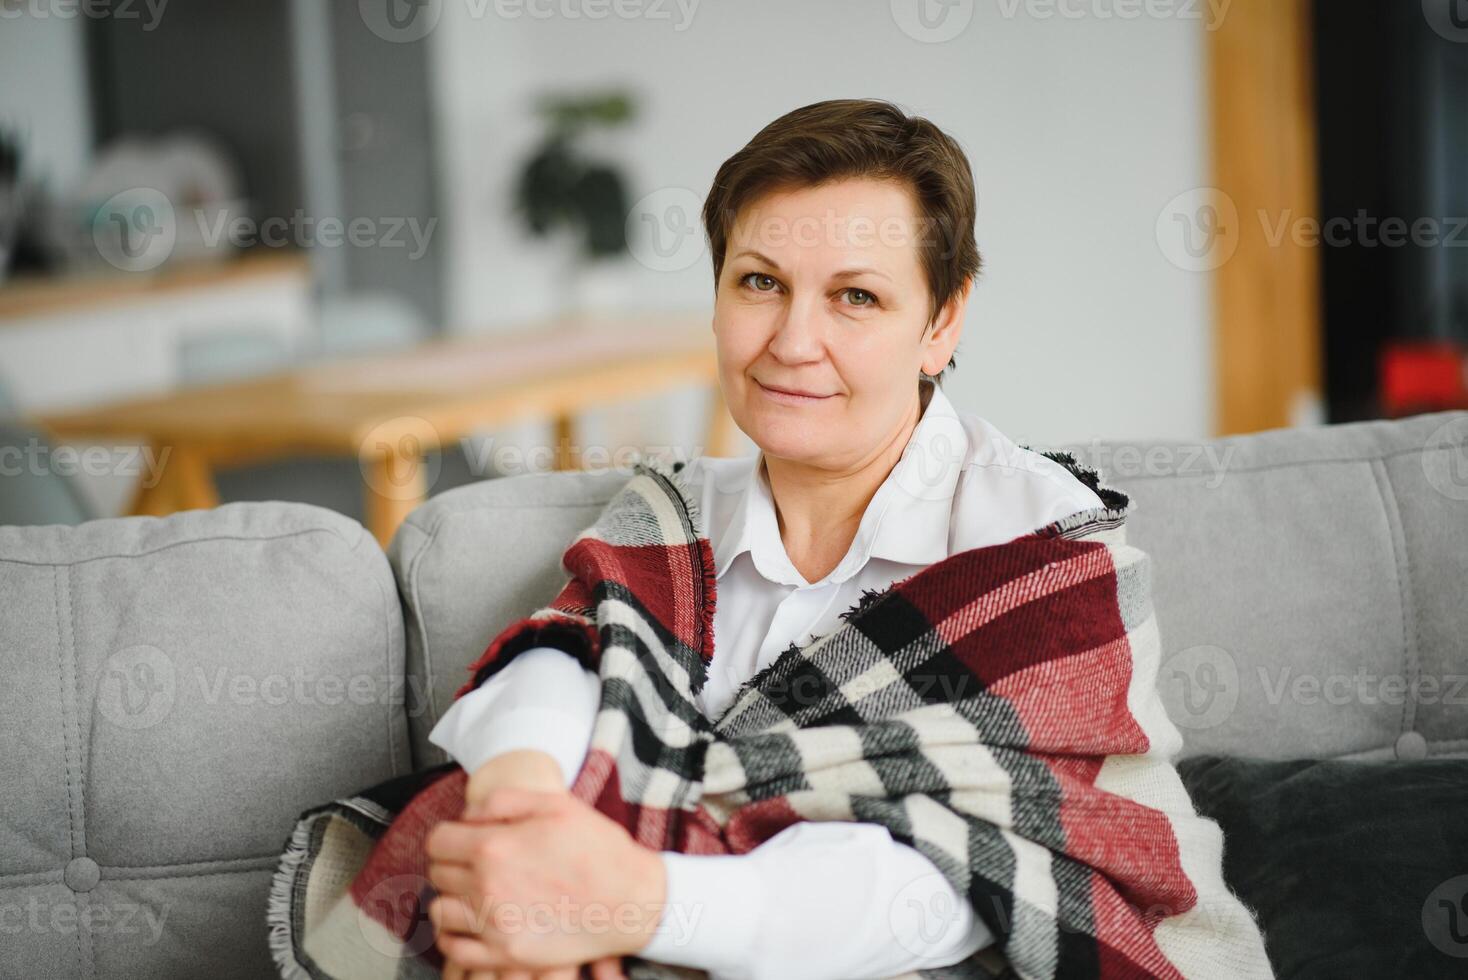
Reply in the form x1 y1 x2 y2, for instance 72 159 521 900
1061 410 1468 761
394 412 1468 767
0 503 410 980
389 468 629 766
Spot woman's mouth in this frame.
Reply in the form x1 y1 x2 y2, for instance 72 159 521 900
755 380 836 404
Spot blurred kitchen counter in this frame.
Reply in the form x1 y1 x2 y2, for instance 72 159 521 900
0 250 309 322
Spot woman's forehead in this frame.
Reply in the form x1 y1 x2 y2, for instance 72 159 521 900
732 178 921 229
727 180 927 276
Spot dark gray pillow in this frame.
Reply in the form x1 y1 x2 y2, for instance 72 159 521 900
1178 756 1468 980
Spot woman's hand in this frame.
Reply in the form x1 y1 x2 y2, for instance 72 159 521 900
425 786 667 975
443 750 607 979
465 748 566 806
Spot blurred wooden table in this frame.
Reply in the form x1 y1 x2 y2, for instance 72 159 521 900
37 311 737 546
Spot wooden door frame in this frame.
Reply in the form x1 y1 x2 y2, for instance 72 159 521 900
1208 0 1324 435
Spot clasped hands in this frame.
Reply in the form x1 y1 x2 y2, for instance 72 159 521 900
424 749 669 980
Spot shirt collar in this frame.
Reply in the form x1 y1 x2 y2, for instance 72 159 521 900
712 380 969 587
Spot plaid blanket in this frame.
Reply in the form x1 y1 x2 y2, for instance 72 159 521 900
268 456 1271 980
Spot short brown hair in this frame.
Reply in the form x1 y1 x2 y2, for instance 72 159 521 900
702 99 981 382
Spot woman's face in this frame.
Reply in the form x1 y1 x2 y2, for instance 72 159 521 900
712 177 966 470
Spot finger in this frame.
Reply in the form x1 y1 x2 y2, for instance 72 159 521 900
589 956 628 980
427 859 480 898
426 820 493 862
465 786 567 823
534 968 577 980
441 961 469 980
429 893 493 937
435 931 508 970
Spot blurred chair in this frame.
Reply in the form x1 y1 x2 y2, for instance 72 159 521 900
0 420 95 526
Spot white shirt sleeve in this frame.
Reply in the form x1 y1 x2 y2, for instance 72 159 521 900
641 820 992 980
426 645 600 784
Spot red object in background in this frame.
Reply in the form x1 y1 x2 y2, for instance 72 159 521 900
1379 341 1468 416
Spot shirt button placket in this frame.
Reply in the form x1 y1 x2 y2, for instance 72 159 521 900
757 582 837 667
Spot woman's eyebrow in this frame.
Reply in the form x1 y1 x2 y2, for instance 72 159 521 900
831 267 893 283
732 248 781 269
731 249 893 283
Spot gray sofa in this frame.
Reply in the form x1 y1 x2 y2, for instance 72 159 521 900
2 411 1465 979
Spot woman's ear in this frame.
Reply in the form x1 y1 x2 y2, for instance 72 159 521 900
921 277 972 376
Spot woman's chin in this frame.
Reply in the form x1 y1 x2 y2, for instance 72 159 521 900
744 419 838 464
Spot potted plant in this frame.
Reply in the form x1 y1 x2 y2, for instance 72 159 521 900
0 126 25 285
512 90 636 318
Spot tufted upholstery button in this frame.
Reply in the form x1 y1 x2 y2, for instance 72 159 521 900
63 856 100 893
1394 731 1429 761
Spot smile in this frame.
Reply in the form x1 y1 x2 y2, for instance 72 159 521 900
755 380 836 404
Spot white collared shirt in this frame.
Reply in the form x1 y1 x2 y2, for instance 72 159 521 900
429 381 1104 980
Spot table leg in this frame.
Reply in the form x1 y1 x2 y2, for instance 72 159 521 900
171 446 221 511
704 385 740 457
126 441 178 517
362 448 427 548
553 413 578 471
126 443 220 517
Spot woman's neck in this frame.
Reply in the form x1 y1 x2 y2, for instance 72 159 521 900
763 387 927 584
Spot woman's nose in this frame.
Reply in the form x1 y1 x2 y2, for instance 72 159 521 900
767 304 826 364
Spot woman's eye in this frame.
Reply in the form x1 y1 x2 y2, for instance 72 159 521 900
741 272 779 293
843 288 877 308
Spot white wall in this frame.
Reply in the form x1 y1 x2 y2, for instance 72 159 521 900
0 13 93 186
431 0 1213 447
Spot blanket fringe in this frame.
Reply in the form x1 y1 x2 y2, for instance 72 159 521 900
266 815 318 980
637 455 720 687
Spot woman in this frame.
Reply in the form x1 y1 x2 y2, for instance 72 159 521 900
415 99 1265 980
